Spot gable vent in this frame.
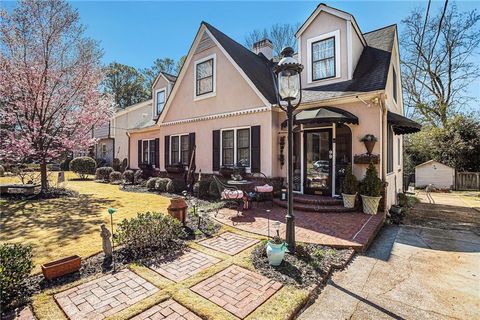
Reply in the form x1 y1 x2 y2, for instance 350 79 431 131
195 32 215 54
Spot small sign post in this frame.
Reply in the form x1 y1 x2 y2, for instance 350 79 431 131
108 208 117 272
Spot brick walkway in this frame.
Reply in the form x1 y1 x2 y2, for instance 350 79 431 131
214 206 385 251
55 269 158 319
198 232 259 255
149 249 220 282
131 299 201 320
191 265 282 319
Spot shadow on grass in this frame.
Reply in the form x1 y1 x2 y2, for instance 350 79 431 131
0 194 117 247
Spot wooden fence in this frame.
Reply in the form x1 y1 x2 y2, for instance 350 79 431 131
455 172 480 191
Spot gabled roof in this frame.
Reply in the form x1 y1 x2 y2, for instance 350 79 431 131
302 25 397 103
203 22 278 104
151 71 177 91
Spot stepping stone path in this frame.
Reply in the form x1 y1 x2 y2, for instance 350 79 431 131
55 269 158 319
150 249 220 282
131 299 201 320
199 232 259 255
191 265 283 319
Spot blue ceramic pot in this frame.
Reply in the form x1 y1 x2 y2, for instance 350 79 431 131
266 241 287 266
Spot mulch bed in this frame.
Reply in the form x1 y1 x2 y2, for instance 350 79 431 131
251 242 354 289
1 187 79 200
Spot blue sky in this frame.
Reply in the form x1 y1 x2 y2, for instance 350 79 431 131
3 1 479 102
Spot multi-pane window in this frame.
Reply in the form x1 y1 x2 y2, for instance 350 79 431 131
142 140 149 164
387 126 394 173
222 130 235 166
237 129 250 167
181 135 190 165
156 90 165 115
196 59 213 96
221 128 250 167
170 134 189 164
312 37 335 80
149 140 156 165
393 67 398 103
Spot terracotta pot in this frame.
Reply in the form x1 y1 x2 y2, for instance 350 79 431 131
42 255 81 280
341 193 357 208
168 197 187 224
364 140 376 154
360 195 382 215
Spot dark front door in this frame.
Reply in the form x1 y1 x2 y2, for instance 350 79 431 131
304 129 332 195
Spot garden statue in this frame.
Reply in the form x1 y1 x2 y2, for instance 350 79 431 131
100 224 112 258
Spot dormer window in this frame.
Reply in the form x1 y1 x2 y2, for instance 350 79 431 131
156 89 166 115
312 37 335 80
194 53 216 100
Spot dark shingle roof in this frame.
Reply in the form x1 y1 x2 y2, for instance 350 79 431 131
203 22 278 104
302 25 396 103
162 72 177 83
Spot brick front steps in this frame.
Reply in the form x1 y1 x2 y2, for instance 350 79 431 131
273 194 355 213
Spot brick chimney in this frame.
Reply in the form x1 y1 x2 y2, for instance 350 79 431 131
253 39 273 60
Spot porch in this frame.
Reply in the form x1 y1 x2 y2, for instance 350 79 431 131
212 195 385 252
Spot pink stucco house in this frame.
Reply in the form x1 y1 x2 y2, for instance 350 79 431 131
127 3 420 210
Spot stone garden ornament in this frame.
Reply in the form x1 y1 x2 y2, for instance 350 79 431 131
100 224 112 258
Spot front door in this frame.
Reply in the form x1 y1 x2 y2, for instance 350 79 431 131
304 129 332 195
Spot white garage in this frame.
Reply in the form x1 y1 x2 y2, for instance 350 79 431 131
415 160 455 189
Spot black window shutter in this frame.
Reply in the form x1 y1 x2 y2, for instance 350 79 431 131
188 133 196 167
212 130 220 171
138 140 142 165
154 138 159 168
251 125 261 173
164 136 170 167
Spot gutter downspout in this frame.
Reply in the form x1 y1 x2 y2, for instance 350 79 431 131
126 132 131 169
379 94 387 181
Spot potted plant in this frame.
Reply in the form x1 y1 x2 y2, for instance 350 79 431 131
360 134 377 154
266 236 287 266
341 165 358 208
359 163 383 215
165 163 185 174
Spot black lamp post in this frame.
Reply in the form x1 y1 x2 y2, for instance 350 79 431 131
274 47 303 253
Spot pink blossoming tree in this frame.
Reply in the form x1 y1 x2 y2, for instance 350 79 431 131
0 0 113 191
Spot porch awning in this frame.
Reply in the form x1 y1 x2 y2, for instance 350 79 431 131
387 111 421 135
282 107 359 127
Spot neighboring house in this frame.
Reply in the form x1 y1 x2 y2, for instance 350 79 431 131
415 160 455 189
127 3 421 209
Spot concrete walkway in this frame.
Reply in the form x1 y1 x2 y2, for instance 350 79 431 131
298 225 480 320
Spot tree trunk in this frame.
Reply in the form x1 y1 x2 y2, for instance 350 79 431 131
40 158 48 192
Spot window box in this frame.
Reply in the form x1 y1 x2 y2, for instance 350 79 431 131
42 255 81 280
165 163 186 174
219 165 246 179
354 154 380 164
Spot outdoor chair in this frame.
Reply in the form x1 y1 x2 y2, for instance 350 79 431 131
212 175 244 216
250 172 274 208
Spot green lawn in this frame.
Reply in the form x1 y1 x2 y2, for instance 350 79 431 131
0 172 171 273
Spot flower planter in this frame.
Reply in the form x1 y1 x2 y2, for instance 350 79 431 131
266 241 287 266
168 197 187 224
165 165 185 174
360 195 382 215
341 193 357 208
42 255 81 280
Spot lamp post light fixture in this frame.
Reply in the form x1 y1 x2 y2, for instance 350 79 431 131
274 46 303 253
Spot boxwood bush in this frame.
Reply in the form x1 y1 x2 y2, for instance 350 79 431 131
69 156 96 179
109 171 122 183
155 178 171 192
146 177 159 190
166 179 186 194
0 243 34 307
209 181 220 199
123 170 134 184
134 170 143 185
116 212 185 256
95 167 114 182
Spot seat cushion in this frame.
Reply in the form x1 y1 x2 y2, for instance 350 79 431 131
221 189 244 199
254 184 273 193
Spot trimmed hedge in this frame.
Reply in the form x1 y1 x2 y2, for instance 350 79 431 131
109 171 122 182
209 181 220 199
166 179 187 194
146 177 158 190
95 167 114 182
155 178 171 192
123 170 134 184
69 157 96 179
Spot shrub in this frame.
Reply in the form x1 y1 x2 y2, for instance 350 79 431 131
197 180 210 199
166 179 186 194
360 163 382 197
123 170 134 184
138 163 156 179
120 158 128 173
116 212 185 255
95 167 114 182
342 165 358 195
155 178 171 192
60 158 71 171
209 181 220 199
69 157 96 179
146 177 158 190
109 171 122 183
0 243 34 307
0 164 4 177
112 158 121 172
134 170 143 185
95 158 107 168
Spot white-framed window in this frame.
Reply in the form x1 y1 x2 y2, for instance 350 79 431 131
221 127 250 167
306 30 341 84
392 66 398 104
140 139 157 165
155 88 166 115
170 134 189 164
194 53 216 100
